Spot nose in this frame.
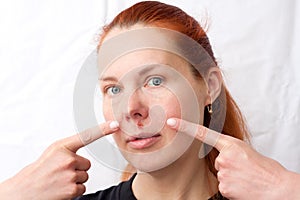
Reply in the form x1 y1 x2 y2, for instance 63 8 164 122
126 89 149 125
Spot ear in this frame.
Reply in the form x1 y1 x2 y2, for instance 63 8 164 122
204 67 223 105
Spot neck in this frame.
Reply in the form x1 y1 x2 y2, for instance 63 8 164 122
132 143 218 199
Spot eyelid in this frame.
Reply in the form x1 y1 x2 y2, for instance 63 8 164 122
101 84 111 93
145 75 164 83
102 84 122 95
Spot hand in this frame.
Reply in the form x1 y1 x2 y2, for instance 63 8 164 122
0 121 119 200
167 118 300 200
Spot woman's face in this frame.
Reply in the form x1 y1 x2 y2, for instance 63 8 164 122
98 27 211 172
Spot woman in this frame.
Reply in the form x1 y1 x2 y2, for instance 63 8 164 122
76 1 249 199
1 1 299 200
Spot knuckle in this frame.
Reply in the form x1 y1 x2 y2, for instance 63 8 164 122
80 184 86 195
65 156 77 168
61 170 75 183
240 150 249 161
65 184 85 198
196 126 205 140
217 171 224 181
47 141 61 152
217 169 230 181
69 171 78 182
100 123 109 135
219 147 237 163
227 142 249 162
77 156 91 170
82 172 89 183
66 184 79 197
215 156 226 167
178 121 188 132
214 162 219 171
218 183 230 197
77 184 86 196
70 171 89 183
84 159 91 170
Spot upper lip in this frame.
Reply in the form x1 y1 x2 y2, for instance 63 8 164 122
126 133 161 142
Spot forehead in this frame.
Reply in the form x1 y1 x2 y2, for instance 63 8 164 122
97 26 212 81
100 49 190 79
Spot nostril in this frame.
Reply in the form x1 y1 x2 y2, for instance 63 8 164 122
134 113 143 117
125 112 143 122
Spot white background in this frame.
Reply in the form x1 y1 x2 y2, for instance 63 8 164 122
0 0 299 194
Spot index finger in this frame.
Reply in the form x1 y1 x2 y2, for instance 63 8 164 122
62 121 119 153
166 118 230 152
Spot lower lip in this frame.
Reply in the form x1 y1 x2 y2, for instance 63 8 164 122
127 136 161 149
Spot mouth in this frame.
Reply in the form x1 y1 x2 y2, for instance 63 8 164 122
126 133 161 149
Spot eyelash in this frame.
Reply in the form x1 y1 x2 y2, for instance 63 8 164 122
145 76 164 87
103 84 122 96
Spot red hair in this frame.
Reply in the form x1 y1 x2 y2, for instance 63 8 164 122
98 1 250 181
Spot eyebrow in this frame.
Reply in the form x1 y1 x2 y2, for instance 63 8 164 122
138 64 161 76
98 76 118 82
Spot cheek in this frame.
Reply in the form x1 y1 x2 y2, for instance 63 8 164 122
157 95 181 119
112 132 122 147
102 100 114 121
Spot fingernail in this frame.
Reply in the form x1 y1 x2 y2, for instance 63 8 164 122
167 118 177 127
109 121 119 129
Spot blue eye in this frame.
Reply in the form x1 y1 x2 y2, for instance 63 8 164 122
147 77 163 87
107 86 121 95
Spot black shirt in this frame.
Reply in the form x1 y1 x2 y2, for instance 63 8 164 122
74 174 227 200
